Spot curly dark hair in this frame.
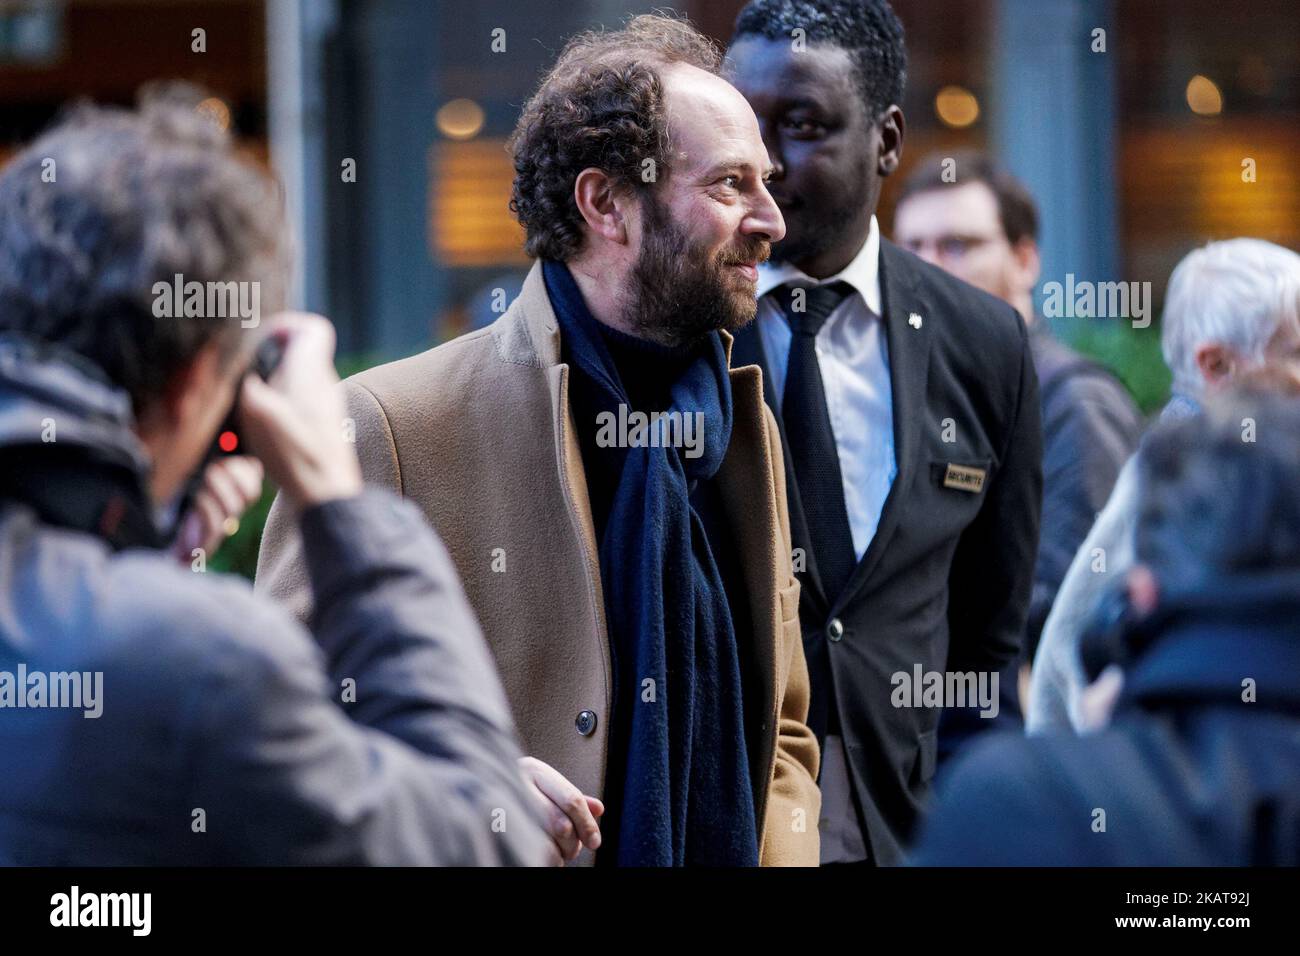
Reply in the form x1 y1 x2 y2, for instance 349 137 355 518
732 0 907 120
508 13 723 262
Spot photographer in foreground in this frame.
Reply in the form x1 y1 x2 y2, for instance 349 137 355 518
0 91 549 865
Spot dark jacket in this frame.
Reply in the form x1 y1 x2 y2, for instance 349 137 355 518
0 337 550 865
732 239 1043 864
1026 325 1142 651
936 326 1143 760
915 571 1300 865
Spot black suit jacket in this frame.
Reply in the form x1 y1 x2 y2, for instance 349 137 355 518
732 239 1043 864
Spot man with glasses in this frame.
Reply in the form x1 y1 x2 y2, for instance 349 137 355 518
727 2 1043 865
894 150 1142 746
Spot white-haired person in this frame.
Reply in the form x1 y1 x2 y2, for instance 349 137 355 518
1027 238 1300 733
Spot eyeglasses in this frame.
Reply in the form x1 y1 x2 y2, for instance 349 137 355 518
902 233 1004 261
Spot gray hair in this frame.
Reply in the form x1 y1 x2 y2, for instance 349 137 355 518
0 83 288 410
1160 238 1300 399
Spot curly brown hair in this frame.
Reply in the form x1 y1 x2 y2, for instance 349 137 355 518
508 13 723 262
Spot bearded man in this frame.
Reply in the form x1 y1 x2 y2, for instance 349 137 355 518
256 14 820 867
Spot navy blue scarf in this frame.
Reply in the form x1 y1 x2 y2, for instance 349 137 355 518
543 260 758 866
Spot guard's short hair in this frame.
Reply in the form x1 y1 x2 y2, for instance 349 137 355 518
732 0 907 120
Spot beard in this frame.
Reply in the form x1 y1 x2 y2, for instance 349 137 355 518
621 195 770 348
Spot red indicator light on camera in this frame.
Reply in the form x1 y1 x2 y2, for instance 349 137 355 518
218 431 239 453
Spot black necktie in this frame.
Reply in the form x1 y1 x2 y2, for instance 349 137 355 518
776 281 857 602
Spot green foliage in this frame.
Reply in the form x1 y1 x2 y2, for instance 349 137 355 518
208 352 384 580
207 480 276 577
1052 316 1171 415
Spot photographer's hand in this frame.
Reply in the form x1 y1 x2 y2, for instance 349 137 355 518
238 312 363 511
171 455 264 562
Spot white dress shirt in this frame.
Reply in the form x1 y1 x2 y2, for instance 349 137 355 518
756 216 895 864
755 215 896 561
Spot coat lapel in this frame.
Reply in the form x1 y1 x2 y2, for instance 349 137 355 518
509 263 613 717
836 240 933 606
715 357 780 817
730 319 780 411
730 319 831 614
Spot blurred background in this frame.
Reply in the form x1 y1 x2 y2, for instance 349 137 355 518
2 0 1297 573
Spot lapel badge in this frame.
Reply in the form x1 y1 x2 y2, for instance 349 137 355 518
908 312 923 329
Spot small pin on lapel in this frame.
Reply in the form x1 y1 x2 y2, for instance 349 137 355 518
908 312 923 329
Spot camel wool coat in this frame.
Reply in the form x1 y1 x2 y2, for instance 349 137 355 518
256 262 821 866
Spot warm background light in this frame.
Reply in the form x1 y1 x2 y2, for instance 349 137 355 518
431 139 527 267
934 85 980 128
436 98 485 140
1186 74 1223 116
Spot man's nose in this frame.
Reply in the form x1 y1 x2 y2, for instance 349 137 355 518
746 184 786 243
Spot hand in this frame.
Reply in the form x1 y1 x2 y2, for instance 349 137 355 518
518 756 604 865
171 456 265 562
1078 664 1124 732
237 312 363 511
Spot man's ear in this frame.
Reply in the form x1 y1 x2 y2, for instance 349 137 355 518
1194 342 1237 388
877 105 905 177
157 340 228 429
574 167 629 245
1126 564 1159 617
1012 237 1041 289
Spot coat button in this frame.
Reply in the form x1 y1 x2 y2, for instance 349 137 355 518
575 710 598 736
826 618 844 642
